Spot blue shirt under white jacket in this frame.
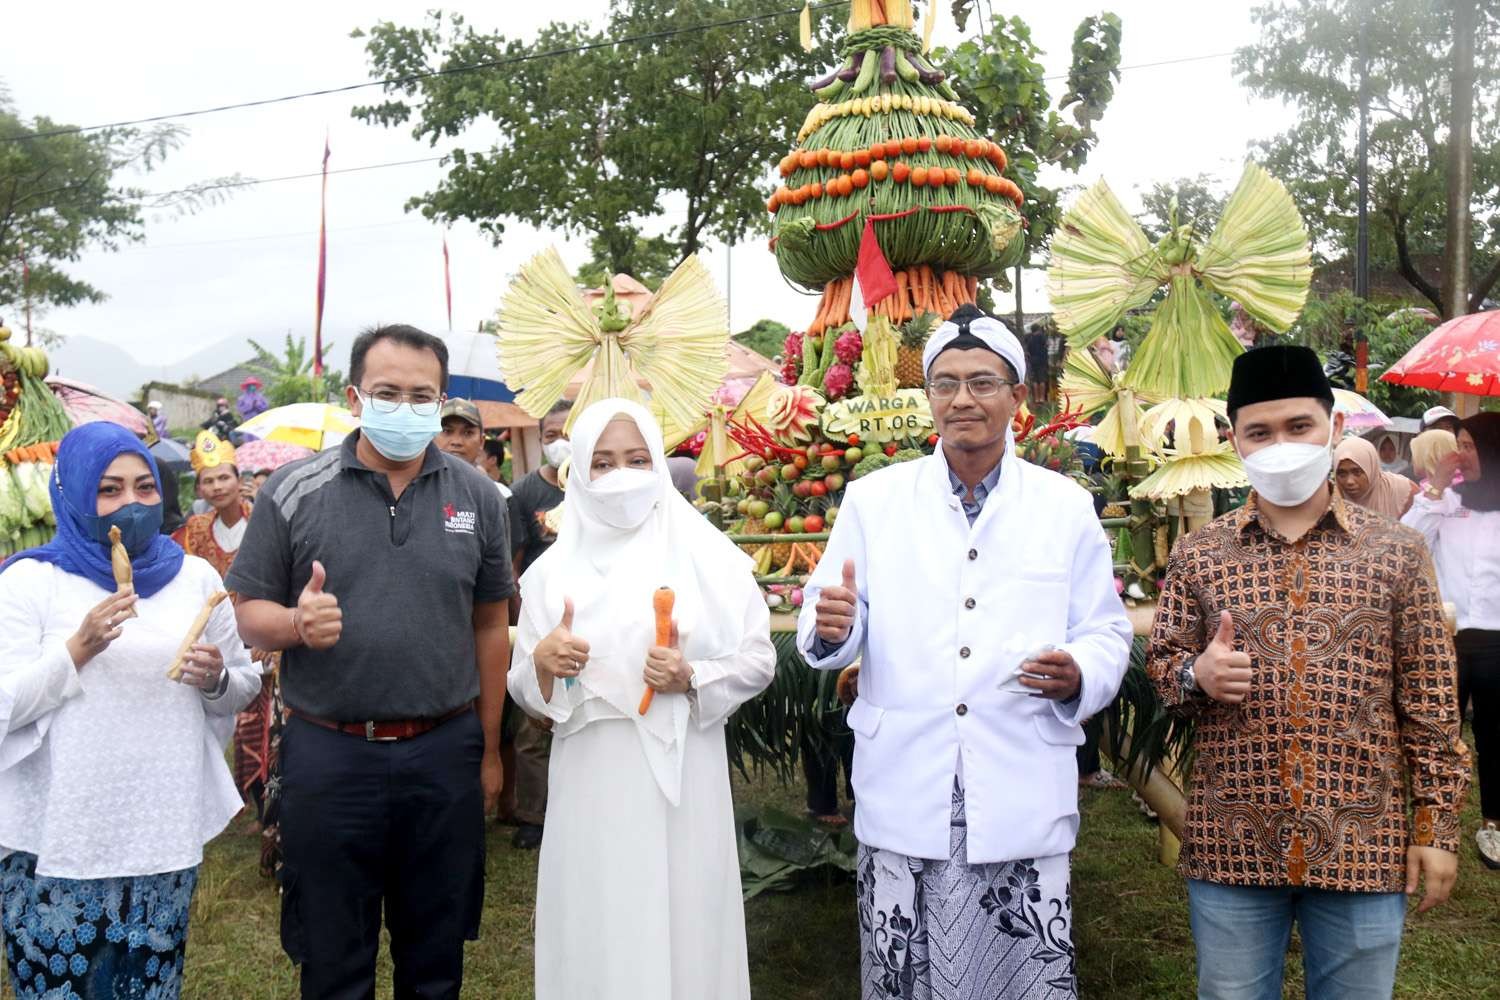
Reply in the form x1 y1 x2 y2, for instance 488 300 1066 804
797 445 1131 864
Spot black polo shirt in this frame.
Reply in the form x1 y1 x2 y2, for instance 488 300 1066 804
226 433 513 721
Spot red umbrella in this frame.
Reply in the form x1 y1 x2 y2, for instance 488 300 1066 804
1380 309 1500 396
45 377 150 435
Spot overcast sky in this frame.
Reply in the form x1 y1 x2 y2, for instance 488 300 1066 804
7 0 1296 371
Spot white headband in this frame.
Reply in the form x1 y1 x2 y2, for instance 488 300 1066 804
921 314 1027 384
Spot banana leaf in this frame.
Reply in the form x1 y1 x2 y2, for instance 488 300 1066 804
1195 163 1312 334
1100 638 1197 781
736 805 858 900
726 631 845 780
1047 179 1167 349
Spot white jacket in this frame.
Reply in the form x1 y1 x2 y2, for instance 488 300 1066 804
797 448 1131 864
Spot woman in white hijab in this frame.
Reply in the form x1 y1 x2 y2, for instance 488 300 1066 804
508 398 775 1000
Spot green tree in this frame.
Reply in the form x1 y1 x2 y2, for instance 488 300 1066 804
248 335 345 407
351 2 836 279
573 232 677 293
1135 174 1228 243
938 9 1123 271
734 317 790 359
0 88 236 322
1286 290 1441 417
1236 0 1500 315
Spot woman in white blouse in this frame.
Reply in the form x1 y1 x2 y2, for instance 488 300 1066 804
0 423 259 999
1403 412 1500 870
508 399 775 1000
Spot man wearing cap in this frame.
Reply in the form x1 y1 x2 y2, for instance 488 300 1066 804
798 304 1131 999
1146 345 1469 999
439 397 511 500
1421 404 1461 436
174 432 275 826
203 397 240 441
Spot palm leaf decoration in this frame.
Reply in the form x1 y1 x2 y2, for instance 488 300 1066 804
1047 180 1166 350
497 248 729 433
1048 163 1312 400
1057 348 1159 459
1130 397 1247 500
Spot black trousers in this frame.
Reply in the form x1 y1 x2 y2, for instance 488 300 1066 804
279 711 486 1000
802 714 855 817
1457 629 1500 821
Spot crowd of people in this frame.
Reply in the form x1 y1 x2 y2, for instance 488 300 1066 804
0 317 1494 1000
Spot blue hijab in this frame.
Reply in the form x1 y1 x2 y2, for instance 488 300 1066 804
1 423 185 597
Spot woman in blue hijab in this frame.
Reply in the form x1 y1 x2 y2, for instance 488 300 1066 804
0 423 261 1000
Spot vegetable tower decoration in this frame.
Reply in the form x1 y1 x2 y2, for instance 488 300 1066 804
0 324 72 558
769 0 1026 340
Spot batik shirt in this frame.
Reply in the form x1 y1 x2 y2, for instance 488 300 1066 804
1146 492 1470 892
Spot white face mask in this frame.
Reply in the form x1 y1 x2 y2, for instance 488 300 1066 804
542 437 572 469
1237 424 1336 508
585 468 659 530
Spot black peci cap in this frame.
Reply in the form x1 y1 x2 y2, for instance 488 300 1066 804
1226 344 1334 420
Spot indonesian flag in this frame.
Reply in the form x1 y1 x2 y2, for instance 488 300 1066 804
854 219 897 315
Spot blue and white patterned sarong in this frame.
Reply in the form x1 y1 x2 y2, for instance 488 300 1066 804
857 783 1076 1000
1 851 198 1000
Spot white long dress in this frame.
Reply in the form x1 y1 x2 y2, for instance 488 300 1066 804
510 581 774 1000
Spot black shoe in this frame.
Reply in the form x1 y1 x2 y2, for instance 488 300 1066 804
512 824 544 850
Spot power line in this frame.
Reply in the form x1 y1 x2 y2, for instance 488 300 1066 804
146 155 444 202
2 2 853 143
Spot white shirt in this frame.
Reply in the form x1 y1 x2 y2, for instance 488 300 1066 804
0 557 260 878
796 448 1132 864
1401 488 1500 631
211 513 248 552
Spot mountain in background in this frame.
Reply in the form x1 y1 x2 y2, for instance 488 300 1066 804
48 335 258 399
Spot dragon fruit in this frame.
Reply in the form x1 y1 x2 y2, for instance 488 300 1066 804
834 328 863 365
783 332 804 360
780 358 800 385
823 363 855 400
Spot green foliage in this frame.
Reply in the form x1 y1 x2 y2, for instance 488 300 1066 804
0 90 239 314
573 231 676 291
351 2 837 274
1237 0 1500 312
734 318 791 360
247 334 346 407
1285 290 1443 417
938 11 1123 269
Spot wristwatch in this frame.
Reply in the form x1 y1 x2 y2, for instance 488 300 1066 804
1424 484 1445 501
1178 655 1199 696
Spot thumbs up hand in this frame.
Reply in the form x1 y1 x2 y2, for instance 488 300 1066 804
295 560 342 650
644 621 692 694
815 559 860 644
535 597 591 682
1196 610 1253 705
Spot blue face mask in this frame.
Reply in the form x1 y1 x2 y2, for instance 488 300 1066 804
85 502 164 557
358 398 442 462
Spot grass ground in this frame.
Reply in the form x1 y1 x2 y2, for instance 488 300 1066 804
5 756 1497 999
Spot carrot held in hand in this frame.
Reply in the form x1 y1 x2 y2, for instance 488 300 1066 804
108 525 138 619
166 591 230 680
639 587 676 715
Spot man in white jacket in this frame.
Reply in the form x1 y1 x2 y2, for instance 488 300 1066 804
798 305 1131 1000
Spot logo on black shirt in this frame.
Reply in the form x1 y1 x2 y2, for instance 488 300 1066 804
443 503 477 535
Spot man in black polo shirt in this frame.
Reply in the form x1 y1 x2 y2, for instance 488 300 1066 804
228 325 512 999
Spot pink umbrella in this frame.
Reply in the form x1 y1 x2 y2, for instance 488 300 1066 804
46 377 149 436
235 438 313 472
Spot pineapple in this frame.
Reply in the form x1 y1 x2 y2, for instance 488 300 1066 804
896 312 940 389
770 483 797 566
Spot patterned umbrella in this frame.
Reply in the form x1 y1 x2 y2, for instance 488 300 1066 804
239 403 357 451
1381 310 1500 396
45 377 149 436
235 438 314 472
1332 389 1391 432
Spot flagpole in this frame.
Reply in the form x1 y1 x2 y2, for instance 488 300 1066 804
313 132 330 378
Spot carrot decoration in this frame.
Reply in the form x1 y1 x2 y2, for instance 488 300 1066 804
638 587 677 715
166 591 230 681
108 526 138 619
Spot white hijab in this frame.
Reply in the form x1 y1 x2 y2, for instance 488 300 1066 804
519 398 753 803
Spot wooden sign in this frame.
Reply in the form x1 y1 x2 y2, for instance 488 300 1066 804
820 389 933 443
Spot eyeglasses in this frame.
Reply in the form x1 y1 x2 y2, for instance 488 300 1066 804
924 376 1017 399
355 387 443 416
